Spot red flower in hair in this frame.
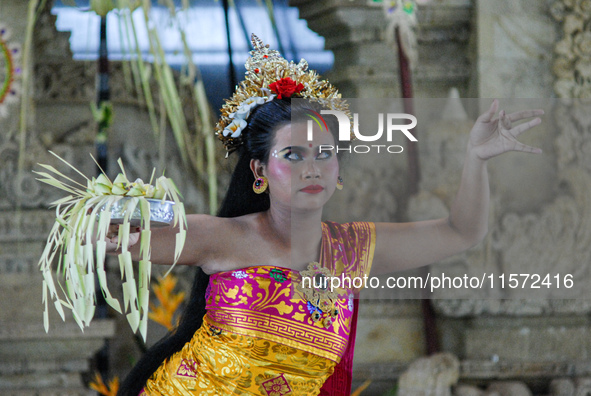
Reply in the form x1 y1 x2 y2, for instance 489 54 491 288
269 77 304 99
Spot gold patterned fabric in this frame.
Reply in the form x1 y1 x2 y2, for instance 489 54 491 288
143 222 375 395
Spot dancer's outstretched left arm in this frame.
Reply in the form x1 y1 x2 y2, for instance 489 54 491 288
371 100 544 275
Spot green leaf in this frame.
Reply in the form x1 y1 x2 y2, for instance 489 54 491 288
126 186 145 197
126 309 140 334
175 229 186 262
112 184 127 195
83 273 96 325
138 199 150 231
36 163 88 188
35 175 80 196
49 195 77 207
42 281 49 332
96 173 113 187
90 0 116 17
138 259 151 341
120 251 136 312
113 172 129 185
119 220 131 253
47 151 91 182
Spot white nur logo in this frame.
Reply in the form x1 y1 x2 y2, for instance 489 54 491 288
307 110 418 154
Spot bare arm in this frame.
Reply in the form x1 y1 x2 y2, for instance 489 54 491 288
105 214 237 268
371 100 543 275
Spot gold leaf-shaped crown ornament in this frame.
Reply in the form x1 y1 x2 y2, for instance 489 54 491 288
216 34 350 156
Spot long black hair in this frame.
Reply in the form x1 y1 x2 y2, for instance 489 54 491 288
117 98 339 395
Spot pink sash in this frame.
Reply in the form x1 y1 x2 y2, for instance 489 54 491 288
319 298 359 395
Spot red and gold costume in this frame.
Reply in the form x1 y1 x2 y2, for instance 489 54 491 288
142 221 375 395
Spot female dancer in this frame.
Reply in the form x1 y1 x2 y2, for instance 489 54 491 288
114 35 543 396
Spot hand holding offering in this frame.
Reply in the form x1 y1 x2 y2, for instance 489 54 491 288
35 151 187 340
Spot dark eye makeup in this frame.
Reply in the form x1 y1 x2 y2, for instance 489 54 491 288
278 146 334 161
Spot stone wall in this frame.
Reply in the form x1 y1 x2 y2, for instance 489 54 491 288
292 0 590 395
290 2 474 393
0 2 114 394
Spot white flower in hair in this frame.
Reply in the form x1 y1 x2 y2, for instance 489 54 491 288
230 95 276 121
223 118 247 138
243 96 265 108
234 102 256 120
231 106 249 120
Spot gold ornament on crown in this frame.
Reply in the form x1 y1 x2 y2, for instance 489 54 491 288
216 34 350 156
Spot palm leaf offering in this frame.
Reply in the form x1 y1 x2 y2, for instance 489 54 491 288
35 151 187 341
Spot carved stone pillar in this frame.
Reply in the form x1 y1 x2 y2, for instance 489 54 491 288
290 0 472 99
472 0 556 98
0 2 117 394
427 0 591 388
17 2 213 385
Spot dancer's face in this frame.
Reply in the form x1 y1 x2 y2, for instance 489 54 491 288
256 121 339 212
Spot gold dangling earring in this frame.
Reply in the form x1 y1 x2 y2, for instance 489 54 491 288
336 176 344 190
253 176 268 194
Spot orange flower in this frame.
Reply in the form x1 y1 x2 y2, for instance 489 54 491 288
351 379 372 396
149 275 186 330
89 372 119 396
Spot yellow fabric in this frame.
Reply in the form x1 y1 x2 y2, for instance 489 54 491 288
144 222 376 396
144 316 336 395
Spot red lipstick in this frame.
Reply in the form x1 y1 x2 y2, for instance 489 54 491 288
301 185 324 194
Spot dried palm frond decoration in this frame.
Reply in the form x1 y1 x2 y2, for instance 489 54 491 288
117 0 220 213
18 1 220 214
35 151 187 341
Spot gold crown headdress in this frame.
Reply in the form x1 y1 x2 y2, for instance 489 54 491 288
216 34 349 156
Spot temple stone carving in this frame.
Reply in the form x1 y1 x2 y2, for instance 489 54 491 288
0 2 193 393
397 352 460 396
549 378 591 396
289 1 591 393
455 385 483 396
551 0 591 99
290 0 472 99
484 381 532 396
0 3 118 394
